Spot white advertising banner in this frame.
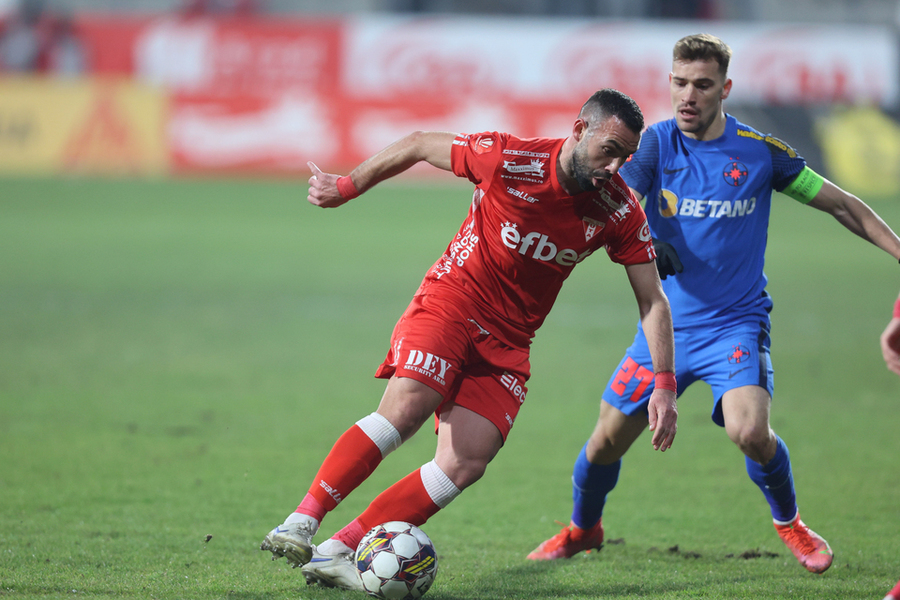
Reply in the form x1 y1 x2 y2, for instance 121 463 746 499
343 17 897 124
78 15 899 174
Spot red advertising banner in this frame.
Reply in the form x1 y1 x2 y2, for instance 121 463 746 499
67 15 899 177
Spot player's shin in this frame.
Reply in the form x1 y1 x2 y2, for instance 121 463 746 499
301 413 402 521
745 435 797 523
346 460 461 551
571 443 621 529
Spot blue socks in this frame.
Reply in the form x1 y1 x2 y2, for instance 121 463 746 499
571 443 621 529
571 436 797 529
745 435 797 523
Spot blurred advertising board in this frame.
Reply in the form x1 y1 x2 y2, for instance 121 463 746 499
815 106 900 199
0 77 168 176
37 16 900 176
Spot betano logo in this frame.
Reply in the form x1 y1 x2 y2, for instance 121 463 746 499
658 190 757 219
500 221 595 266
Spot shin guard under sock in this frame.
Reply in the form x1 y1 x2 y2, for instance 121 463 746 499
745 435 797 523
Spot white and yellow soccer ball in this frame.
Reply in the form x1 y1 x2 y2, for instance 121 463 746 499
355 521 438 600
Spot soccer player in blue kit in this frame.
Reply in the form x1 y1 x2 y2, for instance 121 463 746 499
527 33 900 574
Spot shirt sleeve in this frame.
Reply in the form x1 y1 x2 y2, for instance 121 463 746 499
619 126 660 198
765 134 808 192
605 183 657 265
450 132 506 185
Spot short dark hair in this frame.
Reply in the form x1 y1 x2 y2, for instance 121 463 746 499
580 88 644 134
673 33 732 78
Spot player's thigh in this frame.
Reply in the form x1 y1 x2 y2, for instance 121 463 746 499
432 355 527 487
377 376 446 441
720 384 772 444
434 403 503 490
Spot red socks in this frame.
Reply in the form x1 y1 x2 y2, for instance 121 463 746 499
289 419 456 553
333 468 440 550
304 424 384 514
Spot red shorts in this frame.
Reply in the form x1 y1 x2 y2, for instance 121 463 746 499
374 293 530 442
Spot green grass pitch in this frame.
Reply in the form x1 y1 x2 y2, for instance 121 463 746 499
0 175 898 599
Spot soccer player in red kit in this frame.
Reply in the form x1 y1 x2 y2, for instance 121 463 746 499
259 89 678 590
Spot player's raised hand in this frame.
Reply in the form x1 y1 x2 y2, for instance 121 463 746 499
647 388 677 451
307 161 351 208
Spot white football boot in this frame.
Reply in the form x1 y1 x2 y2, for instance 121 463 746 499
301 540 364 591
259 519 316 568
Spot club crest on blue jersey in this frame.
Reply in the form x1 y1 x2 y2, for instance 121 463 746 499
727 344 751 364
723 161 748 187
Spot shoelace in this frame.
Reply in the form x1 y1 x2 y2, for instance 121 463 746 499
542 521 577 550
781 524 817 554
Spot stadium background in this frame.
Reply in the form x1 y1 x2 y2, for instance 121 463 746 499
2 0 900 198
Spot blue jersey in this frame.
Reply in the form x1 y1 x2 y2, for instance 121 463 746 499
620 114 807 328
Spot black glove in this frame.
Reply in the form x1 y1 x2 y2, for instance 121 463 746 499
652 238 683 280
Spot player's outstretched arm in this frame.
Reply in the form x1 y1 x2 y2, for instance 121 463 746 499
881 293 900 376
624 260 677 451
807 179 900 261
307 131 457 208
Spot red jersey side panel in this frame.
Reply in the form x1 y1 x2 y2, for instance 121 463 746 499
417 131 654 347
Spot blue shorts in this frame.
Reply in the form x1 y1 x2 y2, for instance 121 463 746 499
602 317 774 427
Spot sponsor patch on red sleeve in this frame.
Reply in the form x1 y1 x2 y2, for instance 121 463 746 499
471 135 495 154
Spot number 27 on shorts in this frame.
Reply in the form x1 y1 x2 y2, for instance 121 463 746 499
610 357 654 403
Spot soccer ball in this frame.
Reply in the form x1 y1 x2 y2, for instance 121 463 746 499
356 521 438 600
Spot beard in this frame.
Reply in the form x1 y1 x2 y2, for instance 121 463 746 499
570 141 601 192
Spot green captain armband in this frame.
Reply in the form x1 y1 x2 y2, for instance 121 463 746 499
783 166 824 204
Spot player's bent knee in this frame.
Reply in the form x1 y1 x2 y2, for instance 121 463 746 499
732 427 775 464
433 454 489 490
447 460 488 490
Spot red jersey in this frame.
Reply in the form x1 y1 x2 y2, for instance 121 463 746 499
415 131 655 348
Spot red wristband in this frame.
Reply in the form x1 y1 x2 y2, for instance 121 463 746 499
893 296 900 319
336 175 360 200
654 371 676 392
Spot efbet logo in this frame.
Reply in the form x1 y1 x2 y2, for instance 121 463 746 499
500 221 594 266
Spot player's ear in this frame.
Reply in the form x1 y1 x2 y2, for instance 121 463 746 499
721 78 732 100
573 118 588 141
